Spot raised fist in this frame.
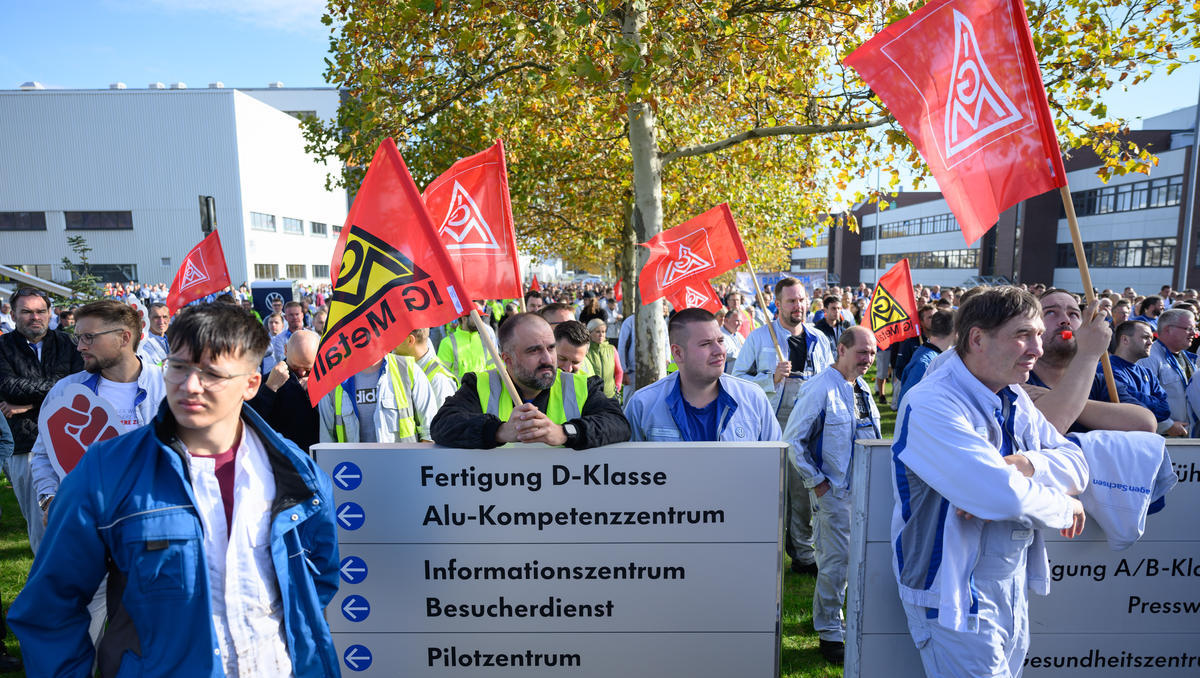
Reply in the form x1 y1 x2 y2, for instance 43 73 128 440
46 393 121 477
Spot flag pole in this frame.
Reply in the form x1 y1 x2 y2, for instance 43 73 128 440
743 259 786 362
1059 185 1119 403
469 309 524 406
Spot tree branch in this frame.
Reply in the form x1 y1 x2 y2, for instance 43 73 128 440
660 115 894 164
407 60 554 128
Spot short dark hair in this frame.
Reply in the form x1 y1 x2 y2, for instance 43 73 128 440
774 277 803 299
822 295 839 308
537 303 575 321
148 302 168 314
498 312 549 353
1112 320 1152 352
9 287 50 310
553 320 590 347
1114 298 1131 309
954 287 1039 355
167 303 271 365
668 308 716 345
927 309 954 338
524 290 543 303
76 299 143 351
284 300 303 311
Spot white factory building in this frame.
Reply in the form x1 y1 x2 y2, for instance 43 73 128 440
0 82 347 287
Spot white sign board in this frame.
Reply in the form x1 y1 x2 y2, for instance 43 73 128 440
847 440 1200 677
313 442 786 677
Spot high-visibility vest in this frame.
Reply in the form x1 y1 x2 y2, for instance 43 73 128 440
420 353 459 388
333 354 418 442
440 328 496 379
475 369 588 424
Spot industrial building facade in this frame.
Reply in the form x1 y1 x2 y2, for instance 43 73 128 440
0 85 347 287
791 107 1200 293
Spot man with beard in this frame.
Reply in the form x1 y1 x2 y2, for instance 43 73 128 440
0 288 84 543
431 313 629 449
732 277 833 576
1024 289 1155 434
783 326 880 664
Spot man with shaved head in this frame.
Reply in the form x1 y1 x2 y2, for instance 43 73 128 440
782 325 881 665
431 312 629 449
249 329 321 453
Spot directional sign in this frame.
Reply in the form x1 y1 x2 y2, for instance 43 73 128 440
343 644 373 672
339 555 368 584
333 462 363 491
337 502 365 530
342 595 371 622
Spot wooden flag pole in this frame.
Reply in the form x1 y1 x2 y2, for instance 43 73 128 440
1059 185 1120 403
743 259 786 362
469 309 524 406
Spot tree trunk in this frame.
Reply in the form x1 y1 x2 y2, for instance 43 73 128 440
624 4 666 391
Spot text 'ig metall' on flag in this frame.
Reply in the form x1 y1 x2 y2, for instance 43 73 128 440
867 259 920 351
308 138 468 407
843 0 1066 246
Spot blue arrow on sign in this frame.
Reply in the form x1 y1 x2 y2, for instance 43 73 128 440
342 595 371 622
336 502 365 530
332 462 363 491
339 556 368 584
344 644 373 671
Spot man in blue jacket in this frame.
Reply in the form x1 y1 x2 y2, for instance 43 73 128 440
624 308 781 442
1108 320 1173 429
11 303 341 678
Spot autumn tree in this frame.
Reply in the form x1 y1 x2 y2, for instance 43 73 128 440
306 0 1200 387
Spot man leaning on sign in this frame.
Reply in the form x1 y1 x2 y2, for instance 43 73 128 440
430 313 630 449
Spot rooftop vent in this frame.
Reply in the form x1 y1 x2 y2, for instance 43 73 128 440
267 81 284 88
169 82 187 89
109 82 127 89
208 81 225 88
148 82 166 89
19 81 44 90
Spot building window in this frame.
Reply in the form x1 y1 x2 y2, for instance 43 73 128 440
82 264 137 283
0 212 47 231
332 223 343 234
865 212 962 241
285 110 317 120
876 248 979 269
65 211 133 230
311 221 328 237
3 264 53 280
313 264 330 278
160 257 171 266
286 264 306 279
1056 238 1176 268
1068 175 1184 217
860 255 876 270
250 212 276 232
791 257 828 270
254 263 280 279
282 217 304 234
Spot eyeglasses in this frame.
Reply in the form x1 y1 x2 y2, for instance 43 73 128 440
77 328 125 345
163 359 254 391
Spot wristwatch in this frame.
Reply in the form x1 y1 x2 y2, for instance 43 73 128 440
38 494 53 512
562 422 580 447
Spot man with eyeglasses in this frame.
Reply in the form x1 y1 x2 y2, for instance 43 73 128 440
1139 307 1198 436
0 288 84 543
11 303 340 677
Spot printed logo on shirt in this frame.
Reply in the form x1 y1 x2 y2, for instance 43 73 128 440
356 388 378 405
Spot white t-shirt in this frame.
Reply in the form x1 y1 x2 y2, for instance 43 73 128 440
97 377 140 429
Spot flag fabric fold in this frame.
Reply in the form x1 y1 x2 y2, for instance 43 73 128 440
422 140 522 301
666 279 723 314
844 0 1065 245
639 203 748 303
309 138 469 406
166 231 231 314
867 259 920 350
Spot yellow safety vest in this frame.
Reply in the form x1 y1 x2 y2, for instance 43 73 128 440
420 354 459 388
333 354 418 442
475 369 588 424
439 328 496 379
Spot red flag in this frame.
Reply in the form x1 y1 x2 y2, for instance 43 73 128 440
166 231 231 314
843 0 1065 245
310 138 469 406
422 140 522 301
639 203 748 303
666 279 722 314
613 278 623 303
530 275 541 292
867 259 920 350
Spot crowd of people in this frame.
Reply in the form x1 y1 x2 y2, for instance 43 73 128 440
0 273 1187 675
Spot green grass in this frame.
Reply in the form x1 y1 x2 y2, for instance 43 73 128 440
0 476 31 678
